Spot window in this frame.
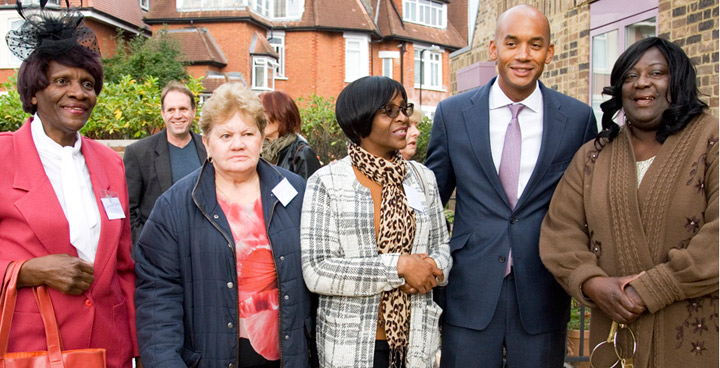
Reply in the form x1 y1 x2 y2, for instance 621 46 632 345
403 0 446 28
344 33 369 83
414 46 442 90
382 58 392 78
590 4 657 127
379 51 399 80
254 0 269 16
177 0 302 18
272 0 303 19
177 0 247 11
268 31 286 78
140 0 149 10
252 56 277 91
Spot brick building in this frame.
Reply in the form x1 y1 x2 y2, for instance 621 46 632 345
144 0 469 115
452 0 719 123
0 0 150 81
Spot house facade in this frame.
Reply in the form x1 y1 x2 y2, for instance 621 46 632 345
451 0 719 123
0 0 150 82
144 0 469 116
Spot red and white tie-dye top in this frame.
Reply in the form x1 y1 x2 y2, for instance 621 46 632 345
218 196 280 361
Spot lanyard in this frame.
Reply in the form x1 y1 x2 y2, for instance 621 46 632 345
589 321 637 368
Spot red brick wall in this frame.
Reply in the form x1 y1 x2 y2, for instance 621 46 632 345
275 31 347 101
85 18 126 58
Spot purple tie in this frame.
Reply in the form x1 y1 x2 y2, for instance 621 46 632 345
499 103 524 276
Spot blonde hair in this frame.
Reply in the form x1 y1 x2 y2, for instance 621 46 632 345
199 82 267 135
409 103 423 124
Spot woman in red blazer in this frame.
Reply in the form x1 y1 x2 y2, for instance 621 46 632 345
0 8 139 368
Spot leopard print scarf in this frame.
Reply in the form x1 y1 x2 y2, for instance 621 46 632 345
348 143 415 366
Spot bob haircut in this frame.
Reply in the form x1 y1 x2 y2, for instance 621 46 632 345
260 90 302 137
17 45 103 114
161 81 196 111
199 82 267 135
596 37 707 147
335 76 408 145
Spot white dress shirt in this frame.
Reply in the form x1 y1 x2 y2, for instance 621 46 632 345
489 80 544 200
31 116 100 263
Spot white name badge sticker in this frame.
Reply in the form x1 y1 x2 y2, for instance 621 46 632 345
100 190 125 220
272 178 298 207
403 183 424 213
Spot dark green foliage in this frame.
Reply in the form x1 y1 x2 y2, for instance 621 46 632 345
103 28 189 88
297 93 348 164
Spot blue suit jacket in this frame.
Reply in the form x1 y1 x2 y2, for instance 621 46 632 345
426 78 597 334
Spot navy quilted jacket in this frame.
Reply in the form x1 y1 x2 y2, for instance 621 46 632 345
135 159 315 368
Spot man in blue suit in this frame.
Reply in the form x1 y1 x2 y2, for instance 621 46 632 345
426 5 597 367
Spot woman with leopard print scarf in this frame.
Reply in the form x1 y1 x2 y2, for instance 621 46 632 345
300 76 452 368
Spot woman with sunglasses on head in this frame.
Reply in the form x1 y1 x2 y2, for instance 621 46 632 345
300 76 451 368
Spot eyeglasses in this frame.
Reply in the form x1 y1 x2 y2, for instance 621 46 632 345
379 103 414 119
589 321 637 368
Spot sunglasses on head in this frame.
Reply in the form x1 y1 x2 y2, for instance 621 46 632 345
379 103 414 119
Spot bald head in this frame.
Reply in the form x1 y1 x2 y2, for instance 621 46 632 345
495 4 551 43
488 4 554 102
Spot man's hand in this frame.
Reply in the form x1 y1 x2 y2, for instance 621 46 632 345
17 254 94 295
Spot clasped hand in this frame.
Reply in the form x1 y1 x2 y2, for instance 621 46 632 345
17 254 94 295
397 253 443 295
582 275 646 324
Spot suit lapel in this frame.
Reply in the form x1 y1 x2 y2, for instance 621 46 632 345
154 130 173 192
463 79 510 203
516 83 568 210
12 121 78 258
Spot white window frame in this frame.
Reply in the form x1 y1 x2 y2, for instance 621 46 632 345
379 50 399 80
271 0 304 20
343 33 370 83
140 0 150 10
252 56 277 91
414 45 443 90
177 0 248 11
402 0 446 29
268 31 286 79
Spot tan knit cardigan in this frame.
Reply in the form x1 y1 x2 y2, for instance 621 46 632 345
540 113 718 368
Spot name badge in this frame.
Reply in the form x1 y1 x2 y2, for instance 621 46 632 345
403 183 424 213
100 190 125 220
272 178 298 207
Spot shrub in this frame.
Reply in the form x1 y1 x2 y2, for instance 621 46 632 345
0 75 26 132
297 93 348 164
103 28 189 88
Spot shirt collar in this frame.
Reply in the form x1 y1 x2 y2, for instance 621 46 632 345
31 114 82 158
489 79 543 113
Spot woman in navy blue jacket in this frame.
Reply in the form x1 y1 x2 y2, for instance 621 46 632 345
135 82 315 368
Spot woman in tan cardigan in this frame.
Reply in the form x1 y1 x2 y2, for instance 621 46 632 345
539 37 717 368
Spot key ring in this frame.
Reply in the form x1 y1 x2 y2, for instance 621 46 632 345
589 321 637 368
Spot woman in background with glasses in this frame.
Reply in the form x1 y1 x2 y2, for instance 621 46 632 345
300 76 451 368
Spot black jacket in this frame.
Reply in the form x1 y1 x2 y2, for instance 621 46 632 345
135 159 315 368
276 135 321 180
123 129 206 245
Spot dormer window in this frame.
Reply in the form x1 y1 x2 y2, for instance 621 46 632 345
403 0 446 29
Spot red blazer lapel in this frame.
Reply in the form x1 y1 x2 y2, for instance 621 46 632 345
12 120 79 258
